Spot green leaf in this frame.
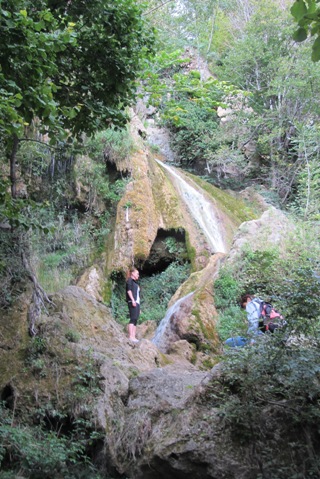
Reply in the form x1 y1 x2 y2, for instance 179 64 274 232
291 0 308 21
293 27 308 42
311 35 320 61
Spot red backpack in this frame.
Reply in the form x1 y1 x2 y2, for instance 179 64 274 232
257 300 284 333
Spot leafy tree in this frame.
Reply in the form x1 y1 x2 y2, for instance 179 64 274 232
291 0 320 60
214 0 320 203
289 124 320 220
0 0 154 199
218 334 320 478
0 0 154 319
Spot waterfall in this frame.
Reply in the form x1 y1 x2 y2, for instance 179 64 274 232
155 159 226 254
152 292 194 352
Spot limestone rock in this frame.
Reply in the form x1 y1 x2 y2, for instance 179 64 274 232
168 339 195 362
76 265 104 302
227 207 295 264
152 254 224 356
137 320 157 340
110 365 253 479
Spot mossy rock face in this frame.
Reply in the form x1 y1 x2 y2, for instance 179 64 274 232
152 254 224 359
0 286 166 424
104 114 255 277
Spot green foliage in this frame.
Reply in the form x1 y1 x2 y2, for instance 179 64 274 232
217 306 247 343
0 0 154 142
141 41 250 177
0 177 53 232
214 268 246 341
164 237 184 255
163 99 220 167
288 124 320 220
212 1 320 202
25 336 48 377
216 332 320 477
65 329 81 343
30 210 91 292
85 126 135 165
291 0 320 61
214 268 241 310
0 0 154 231
139 262 191 323
0 402 103 478
236 247 281 295
0 2 76 140
140 39 247 170
72 359 103 399
215 225 320 344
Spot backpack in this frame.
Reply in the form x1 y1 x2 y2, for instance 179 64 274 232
255 299 284 333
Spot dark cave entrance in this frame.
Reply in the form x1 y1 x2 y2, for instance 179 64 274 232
111 228 191 325
137 228 189 276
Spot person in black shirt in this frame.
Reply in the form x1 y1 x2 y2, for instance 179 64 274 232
126 267 140 342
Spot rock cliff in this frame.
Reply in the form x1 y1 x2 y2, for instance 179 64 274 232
0 201 296 478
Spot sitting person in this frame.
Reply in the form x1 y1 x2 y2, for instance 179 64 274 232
224 294 264 348
225 294 284 348
241 294 265 338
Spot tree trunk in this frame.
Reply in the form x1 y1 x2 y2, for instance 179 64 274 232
9 134 19 199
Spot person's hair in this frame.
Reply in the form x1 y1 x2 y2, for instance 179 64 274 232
240 294 253 308
126 267 138 280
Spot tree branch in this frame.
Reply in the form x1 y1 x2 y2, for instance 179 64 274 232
144 0 175 16
18 138 64 151
21 251 55 336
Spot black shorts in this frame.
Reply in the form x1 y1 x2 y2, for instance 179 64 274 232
128 302 140 325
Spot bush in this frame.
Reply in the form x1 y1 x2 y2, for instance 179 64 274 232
214 226 320 341
85 126 135 164
215 332 320 478
0 402 102 479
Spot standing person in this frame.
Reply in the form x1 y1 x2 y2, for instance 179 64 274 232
126 267 140 343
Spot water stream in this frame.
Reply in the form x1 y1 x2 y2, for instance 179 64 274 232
152 292 194 352
152 159 226 348
155 159 226 254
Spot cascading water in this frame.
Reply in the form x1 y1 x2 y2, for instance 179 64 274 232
155 159 226 254
152 292 194 352
151 159 226 349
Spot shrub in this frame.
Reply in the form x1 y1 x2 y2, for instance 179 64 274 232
215 332 320 478
0 402 103 479
214 226 320 342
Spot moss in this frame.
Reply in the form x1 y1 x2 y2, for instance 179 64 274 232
187 172 257 225
150 158 185 227
192 299 216 341
129 367 140 378
185 231 197 271
102 278 113 304
158 353 173 366
200 358 216 370
190 351 197 365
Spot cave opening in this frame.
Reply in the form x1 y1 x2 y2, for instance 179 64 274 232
138 228 189 277
1 384 15 410
110 228 191 325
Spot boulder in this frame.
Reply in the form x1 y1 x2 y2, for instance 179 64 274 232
226 207 295 264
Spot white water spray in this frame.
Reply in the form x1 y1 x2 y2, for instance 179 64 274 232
152 292 194 352
155 159 226 254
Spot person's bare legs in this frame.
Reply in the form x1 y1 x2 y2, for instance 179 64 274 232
128 323 137 340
